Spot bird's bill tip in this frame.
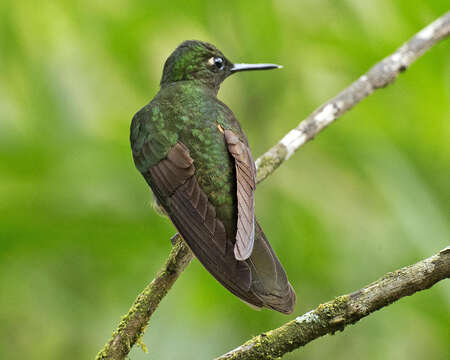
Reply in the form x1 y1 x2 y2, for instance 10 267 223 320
230 63 283 73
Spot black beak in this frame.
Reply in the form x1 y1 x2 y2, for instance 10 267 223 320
230 63 282 73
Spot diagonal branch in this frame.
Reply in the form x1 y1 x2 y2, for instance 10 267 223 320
216 247 450 360
95 11 450 360
255 11 450 183
95 235 192 360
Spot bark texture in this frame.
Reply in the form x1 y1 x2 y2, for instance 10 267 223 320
216 247 450 359
95 235 192 360
255 11 450 183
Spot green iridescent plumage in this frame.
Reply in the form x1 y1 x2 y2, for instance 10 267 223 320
131 81 243 224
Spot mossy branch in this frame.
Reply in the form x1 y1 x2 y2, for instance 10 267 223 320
216 247 450 360
95 235 192 360
96 11 450 360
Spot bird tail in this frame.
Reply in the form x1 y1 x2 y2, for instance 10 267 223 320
245 220 296 314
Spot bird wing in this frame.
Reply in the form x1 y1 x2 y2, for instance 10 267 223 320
143 141 263 306
223 129 256 261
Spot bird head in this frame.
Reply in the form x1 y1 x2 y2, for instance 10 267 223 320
160 40 281 90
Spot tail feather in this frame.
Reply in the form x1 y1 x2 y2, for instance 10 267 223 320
245 220 296 314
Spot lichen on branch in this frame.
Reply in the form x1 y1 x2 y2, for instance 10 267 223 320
216 247 450 360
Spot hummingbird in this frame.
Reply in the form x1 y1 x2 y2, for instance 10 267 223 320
130 40 295 314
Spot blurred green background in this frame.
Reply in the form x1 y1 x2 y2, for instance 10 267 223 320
0 0 449 359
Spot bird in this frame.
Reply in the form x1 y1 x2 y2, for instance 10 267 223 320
130 40 295 314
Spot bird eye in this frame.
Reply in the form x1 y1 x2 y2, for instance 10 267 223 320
208 56 224 70
214 57 224 69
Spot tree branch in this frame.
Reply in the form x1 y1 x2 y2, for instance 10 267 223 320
96 11 450 360
255 11 450 183
216 247 450 360
95 235 193 360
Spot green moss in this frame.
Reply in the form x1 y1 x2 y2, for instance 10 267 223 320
137 335 149 353
256 145 288 183
316 296 348 318
315 295 350 333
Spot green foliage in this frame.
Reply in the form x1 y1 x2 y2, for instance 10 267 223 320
0 1 448 359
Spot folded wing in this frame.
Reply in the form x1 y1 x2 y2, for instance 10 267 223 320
223 129 256 261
